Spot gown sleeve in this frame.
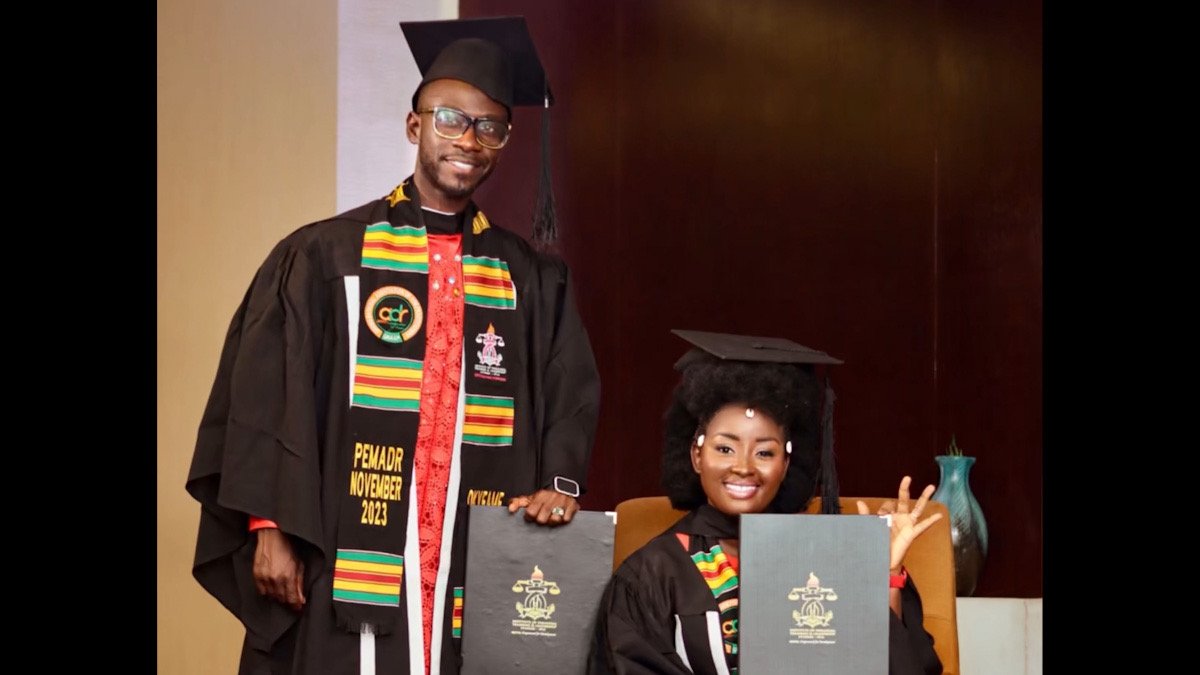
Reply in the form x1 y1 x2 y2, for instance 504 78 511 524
184 236 330 651
531 253 601 493
887 576 944 675
589 558 696 675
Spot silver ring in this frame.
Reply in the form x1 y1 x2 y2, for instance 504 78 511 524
550 506 566 517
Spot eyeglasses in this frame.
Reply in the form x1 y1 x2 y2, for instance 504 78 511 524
416 106 512 149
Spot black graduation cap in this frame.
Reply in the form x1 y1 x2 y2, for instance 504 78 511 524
671 329 844 515
400 16 558 244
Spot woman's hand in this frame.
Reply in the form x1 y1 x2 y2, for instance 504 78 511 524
857 476 943 573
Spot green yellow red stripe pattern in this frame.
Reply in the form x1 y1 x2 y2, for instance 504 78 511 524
462 255 516 310
690 543 740 665
691 545 739 598
352 355 422 411
462 394 514 446
332 549 403 607
362 222 429 274
452 587 464 638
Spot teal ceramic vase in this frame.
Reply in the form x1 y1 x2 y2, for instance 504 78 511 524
931 454 988 596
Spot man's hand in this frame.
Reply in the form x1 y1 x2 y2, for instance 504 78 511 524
508 489 580 527
252 528 306 612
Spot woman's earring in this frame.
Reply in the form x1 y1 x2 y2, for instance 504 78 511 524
745 408 755 418
695 434 705 447
785 441 792 455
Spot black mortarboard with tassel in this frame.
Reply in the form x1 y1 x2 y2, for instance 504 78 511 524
401 16 558 245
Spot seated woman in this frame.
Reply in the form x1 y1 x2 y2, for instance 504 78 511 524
590 331 944 675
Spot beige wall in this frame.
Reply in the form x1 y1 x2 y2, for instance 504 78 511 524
157 0 337 671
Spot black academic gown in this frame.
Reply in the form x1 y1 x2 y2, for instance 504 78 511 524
590 508 943 675
185 196 600 674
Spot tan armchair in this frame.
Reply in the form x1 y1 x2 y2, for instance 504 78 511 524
612 496 960 674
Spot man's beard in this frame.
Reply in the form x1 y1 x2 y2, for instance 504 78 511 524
418 149 495 201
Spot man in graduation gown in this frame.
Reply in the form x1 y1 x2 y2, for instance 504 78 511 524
185 17 600 674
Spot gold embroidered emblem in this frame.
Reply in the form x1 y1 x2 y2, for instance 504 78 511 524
510 565 561 637
786 572 839 644
385 181 410 206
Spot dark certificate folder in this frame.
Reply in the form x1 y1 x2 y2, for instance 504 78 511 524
739 514 889 674
461 506 615 674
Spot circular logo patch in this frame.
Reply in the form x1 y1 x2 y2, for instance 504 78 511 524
364 285 423 344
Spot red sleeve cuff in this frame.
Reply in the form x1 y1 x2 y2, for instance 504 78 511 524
248 517 279 531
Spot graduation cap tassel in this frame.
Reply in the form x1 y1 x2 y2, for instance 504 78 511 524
531 93 558 247
819 377 841 514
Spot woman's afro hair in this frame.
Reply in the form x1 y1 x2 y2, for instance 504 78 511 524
661 355 823 513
